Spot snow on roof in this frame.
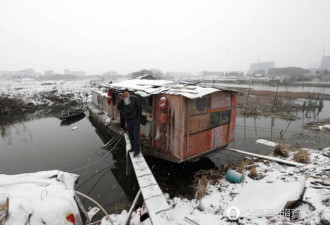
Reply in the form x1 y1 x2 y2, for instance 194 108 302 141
108 79 232 99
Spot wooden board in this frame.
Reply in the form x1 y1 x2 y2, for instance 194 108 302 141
125 134 178 224
225 148 304 167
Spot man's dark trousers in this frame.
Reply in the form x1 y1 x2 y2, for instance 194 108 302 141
120 113 125 129
126 119 140 154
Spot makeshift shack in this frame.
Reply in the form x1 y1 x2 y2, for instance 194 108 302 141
91 79 238 163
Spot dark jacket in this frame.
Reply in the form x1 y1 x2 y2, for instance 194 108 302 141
118 95 142 121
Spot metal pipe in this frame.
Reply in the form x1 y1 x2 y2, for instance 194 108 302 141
75 191 114 225
184 217 200 225
125 189 142 225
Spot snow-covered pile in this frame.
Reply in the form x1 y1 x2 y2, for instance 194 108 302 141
105 147 330 225
318 125 330 131
0 170 83 225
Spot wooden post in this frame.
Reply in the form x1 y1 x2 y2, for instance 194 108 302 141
272 82 280 113
186 98 189 158
244 81 251 115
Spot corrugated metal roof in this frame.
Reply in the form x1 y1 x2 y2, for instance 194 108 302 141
108 79 238 99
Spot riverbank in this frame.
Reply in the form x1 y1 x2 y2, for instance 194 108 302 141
0 79 91 115
100 145 330 225
236 89 328 120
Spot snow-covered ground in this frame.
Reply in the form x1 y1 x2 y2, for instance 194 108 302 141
0 78 92 105
99 147 330 225
1 78 330 224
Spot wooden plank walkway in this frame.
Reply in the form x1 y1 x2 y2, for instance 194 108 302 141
123 133 178 225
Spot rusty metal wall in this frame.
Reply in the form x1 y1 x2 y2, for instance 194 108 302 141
228 94 237 142
210 92 232 109
153 94 185 160
183 92 235 159
93 91 237 161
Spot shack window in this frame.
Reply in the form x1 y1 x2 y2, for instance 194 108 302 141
210 110 231 127
193 97 208 114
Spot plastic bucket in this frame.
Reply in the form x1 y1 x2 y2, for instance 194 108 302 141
226 169 243 183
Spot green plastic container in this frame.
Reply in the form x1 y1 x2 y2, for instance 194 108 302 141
226 169 243 183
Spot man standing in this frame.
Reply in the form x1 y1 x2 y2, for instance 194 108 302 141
118 89 142 157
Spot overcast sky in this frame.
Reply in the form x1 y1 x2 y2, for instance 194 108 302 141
0 0 330 75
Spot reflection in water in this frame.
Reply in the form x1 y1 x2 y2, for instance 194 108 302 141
227 100 330 158
0 115 30 146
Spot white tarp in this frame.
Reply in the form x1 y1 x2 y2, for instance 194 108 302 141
0 170 82 225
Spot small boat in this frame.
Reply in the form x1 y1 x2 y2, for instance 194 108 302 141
59 108 85 120
60 112 85 125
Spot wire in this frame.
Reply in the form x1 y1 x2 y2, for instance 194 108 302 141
102 134 122 149
68 135 123 173
83 167 112 204
75 191 114 225
76 165 113 189
60 151 104 171
61 135 122 171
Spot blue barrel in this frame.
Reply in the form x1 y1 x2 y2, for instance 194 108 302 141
226 169 243 183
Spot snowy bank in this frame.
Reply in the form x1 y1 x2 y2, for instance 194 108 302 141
0 79 91 108
106 147 330 225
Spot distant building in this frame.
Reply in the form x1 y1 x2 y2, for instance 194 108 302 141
249 62 275 74
320 56 330 70
268 67 310 81
136 74 156 80
64 69 85 76
203 71 225 76
44 70 54 76
0 68 39 79
103 71 117 77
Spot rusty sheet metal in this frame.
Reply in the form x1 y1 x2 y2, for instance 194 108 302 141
184 124 229 158
189 114 211 134
210 92 232 109
184 129 212 158
167 95 185 160
153 94 164 150
228 94 237 142
153 95 185 160
212 125 229 148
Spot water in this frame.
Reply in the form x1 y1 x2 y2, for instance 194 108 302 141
210 100 330 165
0 112 138 214
1 99 330 215
0 111 213 215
